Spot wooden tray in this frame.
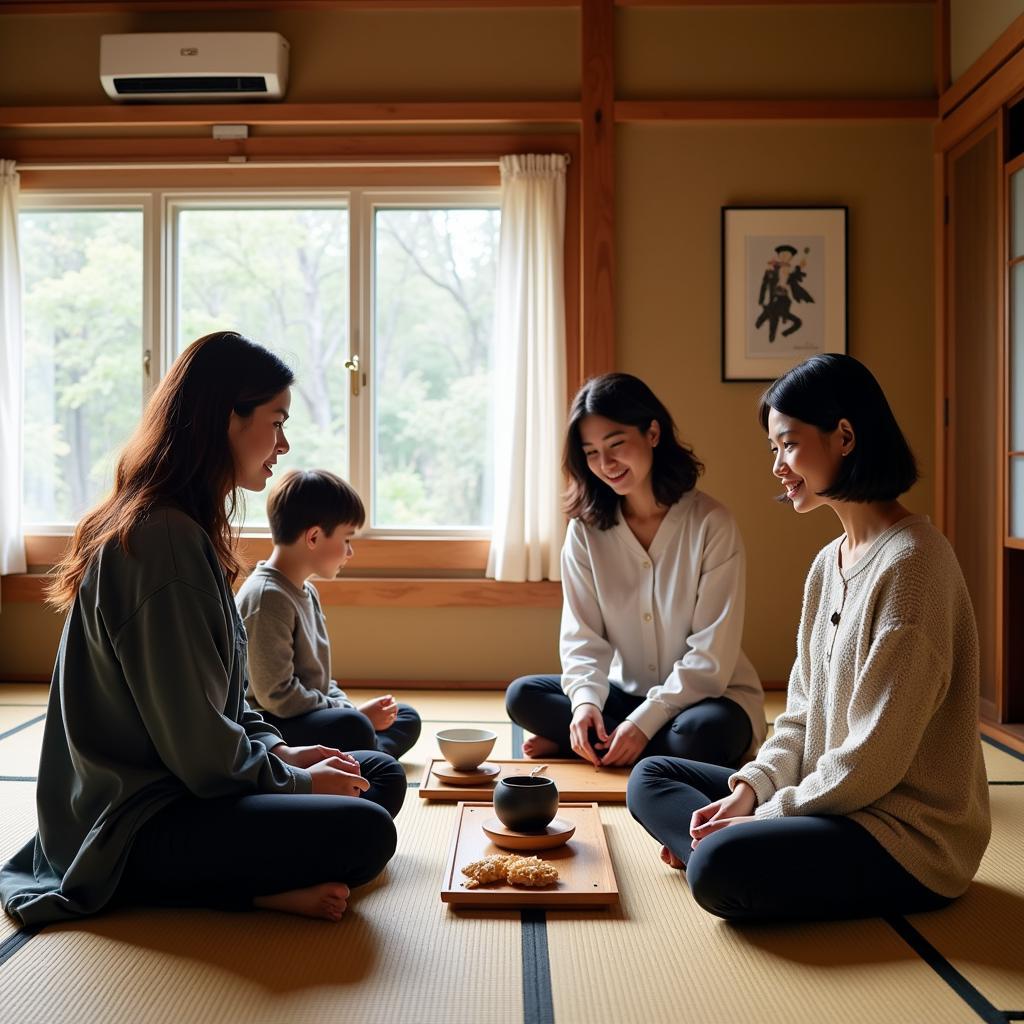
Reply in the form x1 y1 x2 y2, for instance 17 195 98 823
441 802 619 909
419 758 631 802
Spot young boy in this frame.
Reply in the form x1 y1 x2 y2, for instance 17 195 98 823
237 468 422 760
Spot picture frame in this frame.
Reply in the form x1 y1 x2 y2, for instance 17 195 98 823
721 206 848 382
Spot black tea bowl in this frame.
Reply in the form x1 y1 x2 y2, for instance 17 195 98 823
493 775 559 833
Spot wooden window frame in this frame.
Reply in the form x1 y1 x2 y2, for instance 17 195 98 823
936 18 1024 752
9 133 581 601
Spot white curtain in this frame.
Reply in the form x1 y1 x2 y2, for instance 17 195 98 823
0 160 25 587
487 154 568 582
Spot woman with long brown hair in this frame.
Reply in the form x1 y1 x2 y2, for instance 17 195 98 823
0 331 402 926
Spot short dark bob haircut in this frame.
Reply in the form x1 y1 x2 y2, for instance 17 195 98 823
758 353 918 503
564 373 703 530
267 468 366 545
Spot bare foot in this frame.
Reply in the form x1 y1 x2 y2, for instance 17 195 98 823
522 735 560 758
254 882 350 921
660 845 685 870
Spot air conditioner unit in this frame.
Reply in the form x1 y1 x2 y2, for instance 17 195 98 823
100 32 289 102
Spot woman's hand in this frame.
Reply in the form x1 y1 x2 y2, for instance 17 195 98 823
597 721 647 767
569 704 607 766
358 695 399 731
689 781 757 849
308 757 371 798
276 744 359 772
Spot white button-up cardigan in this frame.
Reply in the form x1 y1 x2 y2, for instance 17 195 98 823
559 488 767 751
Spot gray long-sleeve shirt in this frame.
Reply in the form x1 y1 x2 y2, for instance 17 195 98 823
235 562 353 718
0 508 310 927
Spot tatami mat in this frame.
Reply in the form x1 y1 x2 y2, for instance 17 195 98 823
907 786 1024 1010
981 739 1024 782
546 806 980 1024
0 722 43 779
0 708 45 739
2 686 1021 1024
0 782 38 946
0 685 48 707
0 798 522 1024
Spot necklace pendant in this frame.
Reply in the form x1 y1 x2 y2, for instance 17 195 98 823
830 611 841 626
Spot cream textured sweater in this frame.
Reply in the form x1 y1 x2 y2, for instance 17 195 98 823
730 516 991 898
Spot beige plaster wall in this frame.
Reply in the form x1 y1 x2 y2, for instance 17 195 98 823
616 122 934 683
0 8 580 105
951 0 1024 82
617 4 934 100
0 5 934 687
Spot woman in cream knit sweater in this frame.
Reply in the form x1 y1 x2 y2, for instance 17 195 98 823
626 354 991 921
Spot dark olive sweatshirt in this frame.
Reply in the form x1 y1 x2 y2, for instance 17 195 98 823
0 508 310 927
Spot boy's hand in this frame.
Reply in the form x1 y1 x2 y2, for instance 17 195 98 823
358 695 398 731
276 744 360 773
309 757 371 798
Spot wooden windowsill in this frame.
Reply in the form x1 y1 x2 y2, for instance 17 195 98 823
26 533 493 574
20 536 560 607
1 572 561 608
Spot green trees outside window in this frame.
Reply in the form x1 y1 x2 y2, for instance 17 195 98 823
20 194 499 532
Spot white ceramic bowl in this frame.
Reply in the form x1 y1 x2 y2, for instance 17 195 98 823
435 727 497 771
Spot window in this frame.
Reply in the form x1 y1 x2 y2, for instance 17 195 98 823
173 201 351 524
20 202 145 524
20 187 500 535
372 203 500 530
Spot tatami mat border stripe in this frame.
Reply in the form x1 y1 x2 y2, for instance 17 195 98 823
0 927 39 969
981 735 1024 763
0 777 36 783
511 724 524 759
508 720 556 1024
521 909 555 1024
989 780 1024 785
0 715 44 744
885 915 1007 1023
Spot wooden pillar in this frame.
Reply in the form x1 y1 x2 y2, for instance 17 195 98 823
581 0 615 381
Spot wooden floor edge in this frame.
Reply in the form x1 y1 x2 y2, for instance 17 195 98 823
0 676 790 690
980 717 1024 756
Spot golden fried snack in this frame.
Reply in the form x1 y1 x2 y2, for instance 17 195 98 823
461 854 515 889
460 853 560 889
505 855 559 888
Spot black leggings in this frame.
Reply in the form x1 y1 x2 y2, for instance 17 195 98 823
506 675 753 767
260 703 422 760
116 750 404 911
626 756 951 922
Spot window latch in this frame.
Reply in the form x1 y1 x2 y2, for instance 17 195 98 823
344 353 361 396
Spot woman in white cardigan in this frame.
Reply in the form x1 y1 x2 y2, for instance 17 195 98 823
627 354 991 921
506 373 766 769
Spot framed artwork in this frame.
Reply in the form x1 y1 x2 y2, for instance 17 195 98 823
721 206 847 382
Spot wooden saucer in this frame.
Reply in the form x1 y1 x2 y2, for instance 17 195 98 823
432 761 501 785
481 816 576 851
